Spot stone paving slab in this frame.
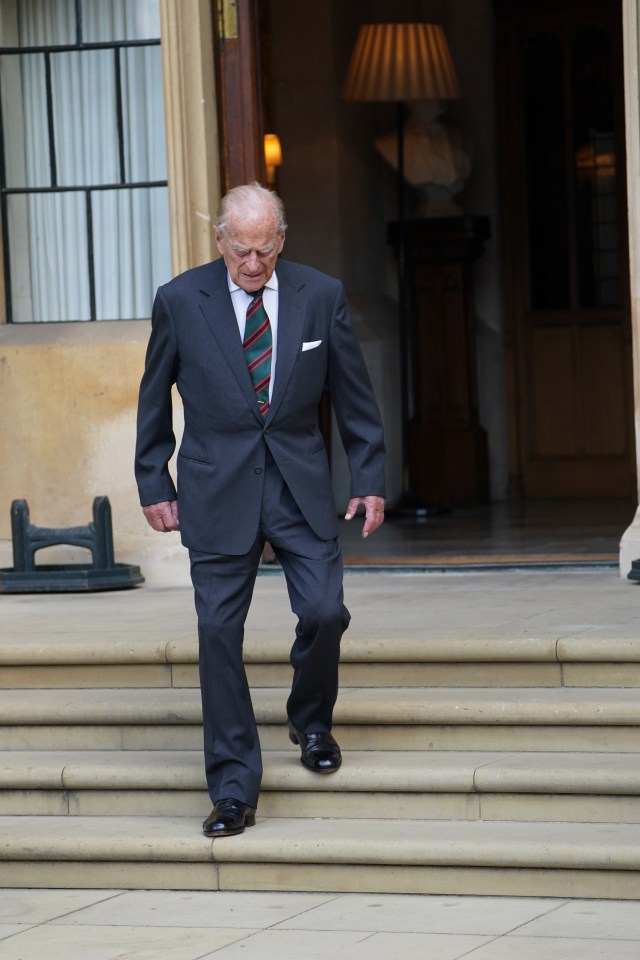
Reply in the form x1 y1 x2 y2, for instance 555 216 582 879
0 922 250 960
0 889 639 960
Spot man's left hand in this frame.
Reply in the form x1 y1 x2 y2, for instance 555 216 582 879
344 495 385 538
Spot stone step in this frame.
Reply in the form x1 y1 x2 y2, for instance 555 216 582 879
1 749 639 823
3 581 640 901
3 685 640 724
5 723 640 752
2 687 640 752
0 661 574 689
1 814 639 898
2 635 640 689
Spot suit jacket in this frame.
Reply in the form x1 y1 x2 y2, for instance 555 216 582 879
135 256 385 555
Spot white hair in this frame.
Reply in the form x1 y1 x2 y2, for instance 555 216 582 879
216 181 287 236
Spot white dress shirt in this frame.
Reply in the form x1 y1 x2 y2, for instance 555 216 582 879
227 270 279 401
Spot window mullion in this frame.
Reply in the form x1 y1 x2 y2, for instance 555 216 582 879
75 0 83 46
44 52 57 186
86 189 96 321
114 48 126 184
0 74 10 322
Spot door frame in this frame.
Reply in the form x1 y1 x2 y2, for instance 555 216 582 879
159 0 264 278
620 0 640 571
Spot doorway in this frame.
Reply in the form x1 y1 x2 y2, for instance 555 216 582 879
212 0 637 559
497 0 636 499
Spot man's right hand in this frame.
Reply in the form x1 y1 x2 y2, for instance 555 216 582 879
142 500 179 533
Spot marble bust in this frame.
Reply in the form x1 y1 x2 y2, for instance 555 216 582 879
375 101 472 217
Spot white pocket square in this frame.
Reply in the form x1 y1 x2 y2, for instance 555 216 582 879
302 340 322 352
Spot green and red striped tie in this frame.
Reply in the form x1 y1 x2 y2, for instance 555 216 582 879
243 288 272 416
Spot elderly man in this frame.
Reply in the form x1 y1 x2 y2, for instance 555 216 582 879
135 182 385 837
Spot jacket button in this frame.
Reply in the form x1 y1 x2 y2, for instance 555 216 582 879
255 467 262 475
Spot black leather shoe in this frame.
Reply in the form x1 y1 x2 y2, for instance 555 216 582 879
202 798 256 837
288 722 342 773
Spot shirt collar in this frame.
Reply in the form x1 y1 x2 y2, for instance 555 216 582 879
227 269 279 294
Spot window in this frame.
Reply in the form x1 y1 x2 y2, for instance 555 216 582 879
0 0 171 322
523 23 621 311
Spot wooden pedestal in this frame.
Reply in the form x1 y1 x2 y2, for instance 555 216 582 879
389 216 491 507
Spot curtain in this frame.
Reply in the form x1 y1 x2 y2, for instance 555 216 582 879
0 0 170 322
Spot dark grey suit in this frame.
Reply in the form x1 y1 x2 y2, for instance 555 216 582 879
135 256 385 807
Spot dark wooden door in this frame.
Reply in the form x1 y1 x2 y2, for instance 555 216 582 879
213 0 264 190
497 0 635 497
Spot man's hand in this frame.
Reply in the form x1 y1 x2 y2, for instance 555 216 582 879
142 500 179 533
344 495 385 539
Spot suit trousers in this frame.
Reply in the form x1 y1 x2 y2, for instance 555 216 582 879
189 450 350 809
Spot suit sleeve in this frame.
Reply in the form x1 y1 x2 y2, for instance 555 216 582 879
327 282 386 498
134 287 180 506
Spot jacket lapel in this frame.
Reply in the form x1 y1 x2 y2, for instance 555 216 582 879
197 261 263 424
196 259 306 425
267 263 305 422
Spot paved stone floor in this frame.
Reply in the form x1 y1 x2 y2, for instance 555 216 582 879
4 567 640 649
337 498 634 564
0 889 639 959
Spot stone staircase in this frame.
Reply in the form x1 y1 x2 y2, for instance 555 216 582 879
1 599 640 899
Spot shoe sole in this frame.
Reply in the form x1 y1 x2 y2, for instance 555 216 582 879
300 758 341 774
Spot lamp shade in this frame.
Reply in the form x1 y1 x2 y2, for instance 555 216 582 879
342 23 461 102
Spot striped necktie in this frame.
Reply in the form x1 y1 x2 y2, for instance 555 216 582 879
243 288 272 416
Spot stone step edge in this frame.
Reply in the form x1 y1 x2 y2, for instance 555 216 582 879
1 861 638 901
3 634 640 666
0 815 638 871
2 749 640 796
2 686 640 726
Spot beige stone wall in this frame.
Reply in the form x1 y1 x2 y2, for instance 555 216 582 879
0 322 189 584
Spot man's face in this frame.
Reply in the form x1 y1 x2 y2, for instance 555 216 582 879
216 211 285 293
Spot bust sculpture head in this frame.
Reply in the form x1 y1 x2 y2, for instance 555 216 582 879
375 101 473 217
